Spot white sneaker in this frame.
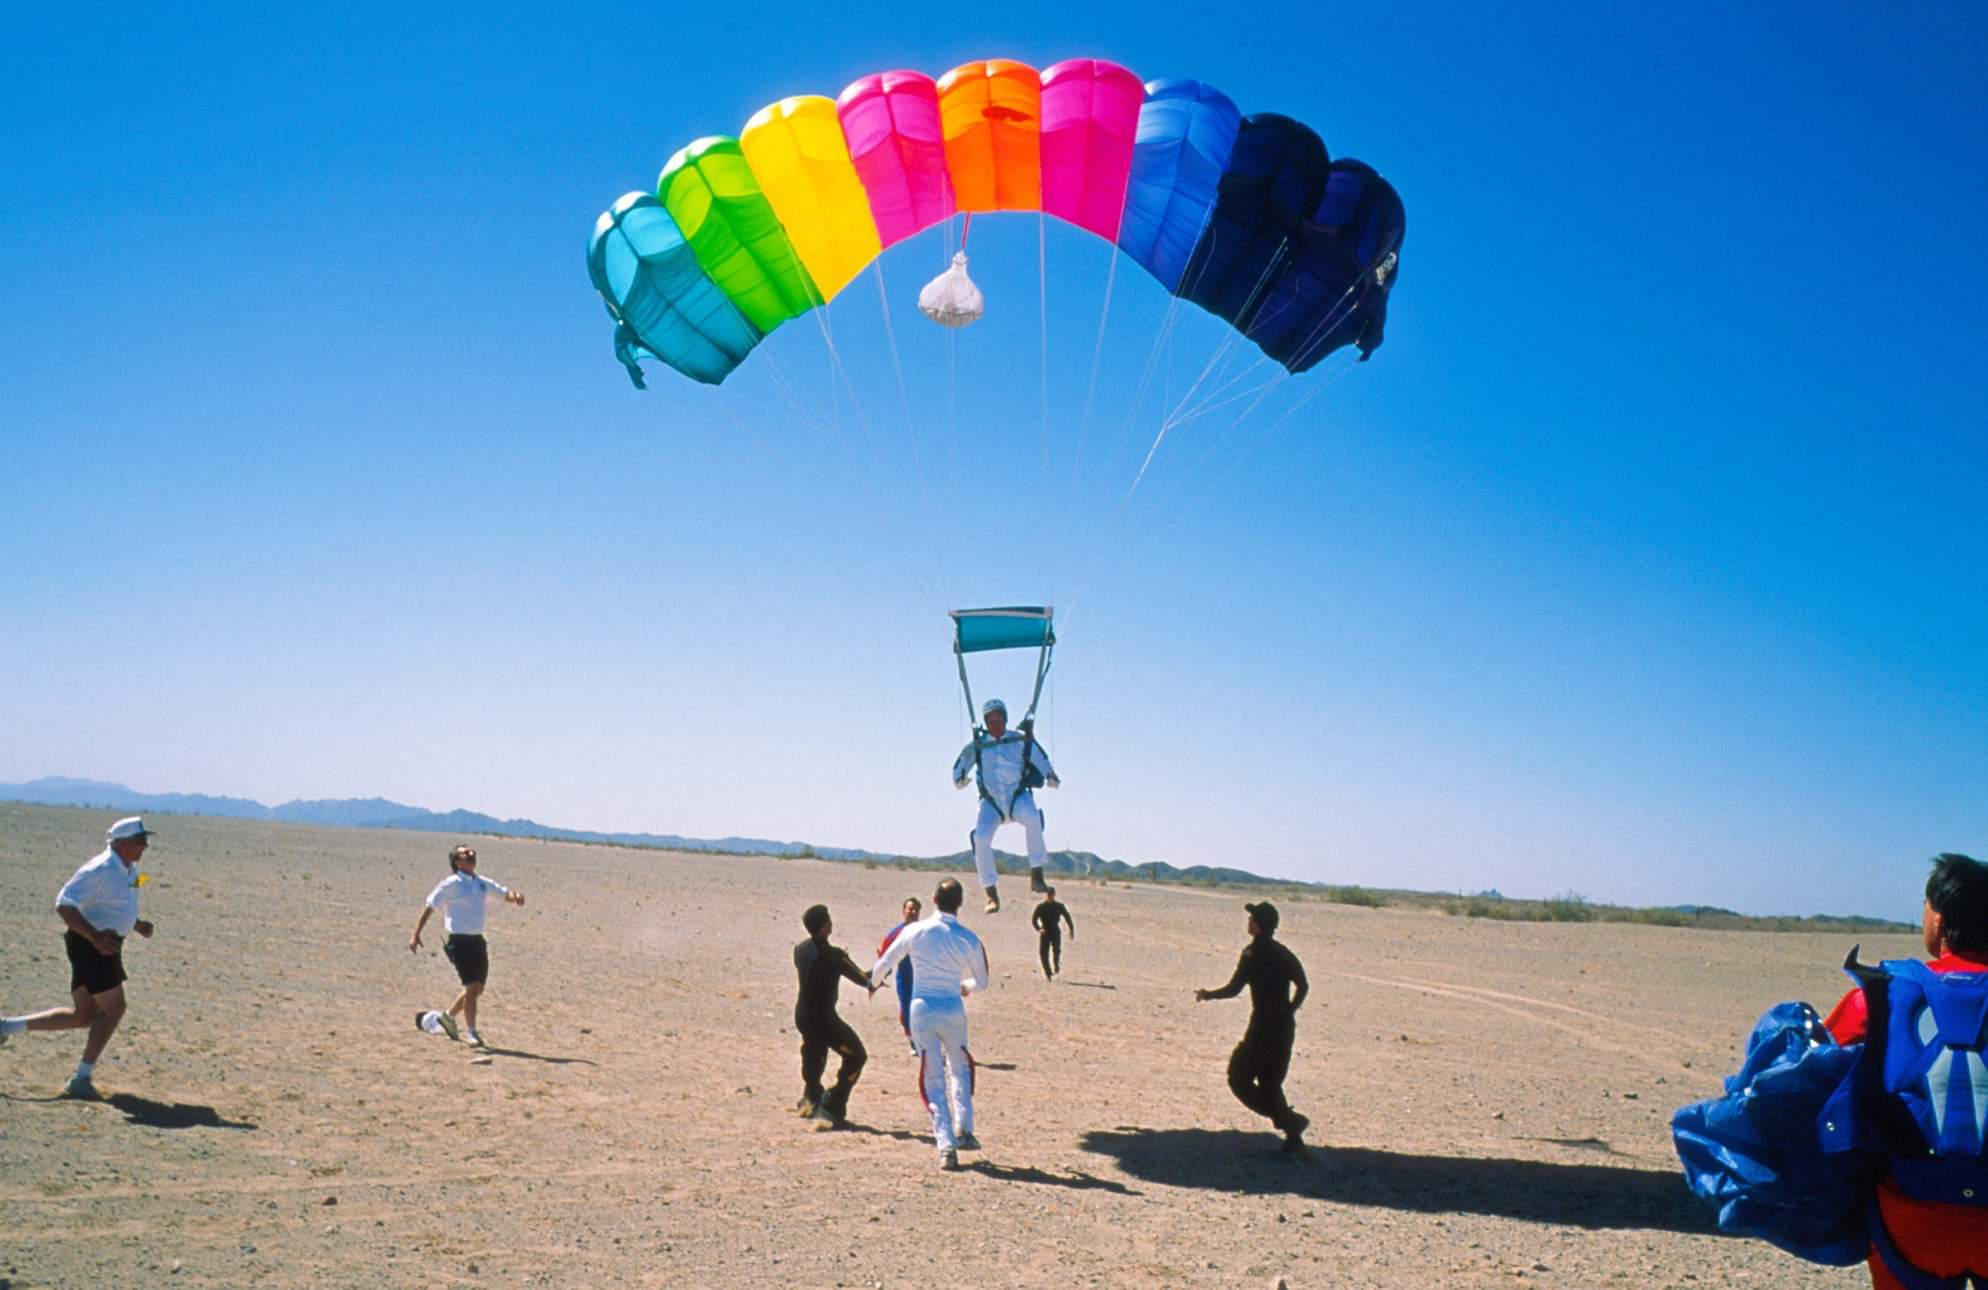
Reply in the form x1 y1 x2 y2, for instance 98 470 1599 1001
938 1149 960 1171
62 1074 101 1101
466 1030 486 1048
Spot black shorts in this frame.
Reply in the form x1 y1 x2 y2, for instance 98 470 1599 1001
444 934 489 985
65 929 127 996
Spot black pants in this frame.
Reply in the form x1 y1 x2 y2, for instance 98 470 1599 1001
1227 1021 1299 1132
1038 931 1062 978
797 1013 867 1108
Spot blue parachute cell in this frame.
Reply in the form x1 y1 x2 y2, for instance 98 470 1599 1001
1117 79 1242 294
587 193 761 387
1247 159 1406 370
1176 114 1328 332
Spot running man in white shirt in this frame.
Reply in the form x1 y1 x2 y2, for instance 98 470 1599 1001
870 877 991 1170
409 845 523 1048
2 817 160 1100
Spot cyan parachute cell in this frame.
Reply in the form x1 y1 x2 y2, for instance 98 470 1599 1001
1118 79 1242 293
587 193 760 387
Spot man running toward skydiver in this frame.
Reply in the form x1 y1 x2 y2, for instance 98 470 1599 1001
952 697 1059 914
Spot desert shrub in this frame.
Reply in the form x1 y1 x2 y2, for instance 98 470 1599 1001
1543 892 1596 922
1329 885 1385 908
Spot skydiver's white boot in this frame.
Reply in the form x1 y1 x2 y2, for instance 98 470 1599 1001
983 886 1000 914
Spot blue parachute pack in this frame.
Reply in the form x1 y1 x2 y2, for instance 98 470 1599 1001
1672 950 1988 1273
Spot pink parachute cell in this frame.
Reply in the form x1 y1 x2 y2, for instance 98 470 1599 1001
836 71 956 248
1038 58 1144 241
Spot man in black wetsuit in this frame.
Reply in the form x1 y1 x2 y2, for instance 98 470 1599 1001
1194 901 1310 1153
793 904 876 1126
1031 887 1075 980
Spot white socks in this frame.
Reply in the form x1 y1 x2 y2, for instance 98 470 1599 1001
75 1060 95 1080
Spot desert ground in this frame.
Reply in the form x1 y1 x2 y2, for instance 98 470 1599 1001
0 803 1902 1288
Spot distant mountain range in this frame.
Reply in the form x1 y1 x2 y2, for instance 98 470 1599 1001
0 777 1292 888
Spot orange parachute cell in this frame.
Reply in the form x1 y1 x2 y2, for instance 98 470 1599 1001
936 60 1042 213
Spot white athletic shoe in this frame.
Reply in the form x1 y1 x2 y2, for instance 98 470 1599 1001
466 1030 486 1048
62 1074 101 1101
938 1149 960 1171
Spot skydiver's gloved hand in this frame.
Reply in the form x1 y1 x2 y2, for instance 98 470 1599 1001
955 778 971 790
1046 776 1061 789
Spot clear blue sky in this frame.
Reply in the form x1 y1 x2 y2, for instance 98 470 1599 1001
3 4 1982 919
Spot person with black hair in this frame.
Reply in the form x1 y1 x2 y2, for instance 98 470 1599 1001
1196 901 1311 1154
1822 853 1988 1288
1031 887 1074 980
793 904 876 1126
871 877 990 1170
409 844 524 1049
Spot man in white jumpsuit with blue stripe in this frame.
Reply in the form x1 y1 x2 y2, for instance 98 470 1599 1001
952 698 1059 914
871 878 990 1171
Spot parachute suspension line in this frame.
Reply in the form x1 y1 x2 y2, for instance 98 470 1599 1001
1170 355 1271 426
1070 244 1121 550
871 261 946 605
1121 329 1243 501
960 211 973 250
1038 213 1051 502
756 348 837 447
1165 366 1287 431
800 307 946 618
1123 237 1293 503
1145 350 1358 549
871 262 926 504
1104 293 1187 488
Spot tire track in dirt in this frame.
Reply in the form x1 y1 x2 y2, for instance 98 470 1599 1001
1329 969 1697 1071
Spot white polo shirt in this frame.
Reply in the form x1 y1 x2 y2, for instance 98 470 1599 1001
424 871 511 935
56 849 142 938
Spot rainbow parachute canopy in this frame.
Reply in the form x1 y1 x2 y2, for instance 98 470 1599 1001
587 60 1404 388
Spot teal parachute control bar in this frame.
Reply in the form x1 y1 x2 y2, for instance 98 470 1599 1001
950 606 1055 728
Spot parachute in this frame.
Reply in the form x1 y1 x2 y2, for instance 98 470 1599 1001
587 59 1404 388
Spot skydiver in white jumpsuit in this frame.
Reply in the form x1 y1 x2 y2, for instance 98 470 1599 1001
952 697 1059 914
870 877 990 1170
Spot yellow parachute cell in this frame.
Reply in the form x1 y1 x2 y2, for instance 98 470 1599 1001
740 95 883 302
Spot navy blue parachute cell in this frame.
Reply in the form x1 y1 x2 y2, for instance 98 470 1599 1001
1247 159 1406 368
1117 79 1242 293
1177 114 1328 331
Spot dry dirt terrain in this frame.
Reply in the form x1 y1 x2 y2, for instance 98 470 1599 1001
0 803 1899 1288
